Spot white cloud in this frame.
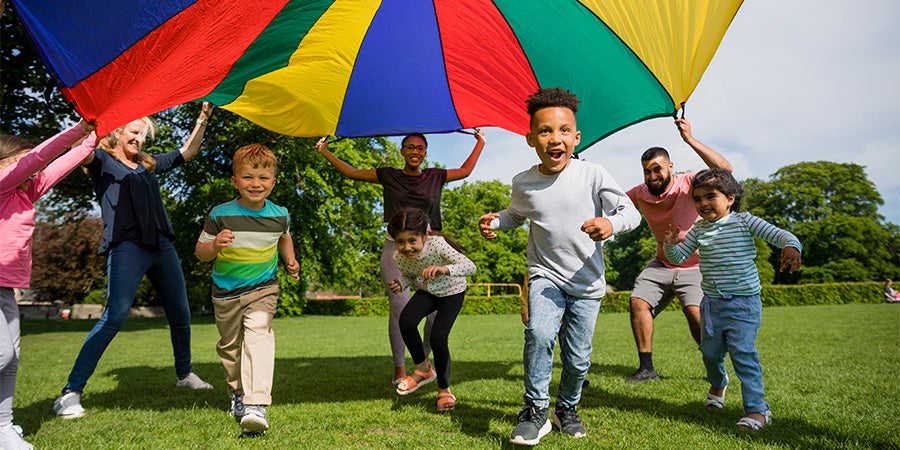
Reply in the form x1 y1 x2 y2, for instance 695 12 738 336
408 0 900 224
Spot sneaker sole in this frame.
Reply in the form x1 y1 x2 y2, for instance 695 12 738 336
626 375 660 383
509 419 551 446
240 416 268 433
57 410 85 420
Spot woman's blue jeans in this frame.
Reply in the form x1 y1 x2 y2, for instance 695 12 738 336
523 277 601 410
64 237 193 392
700 294 770 414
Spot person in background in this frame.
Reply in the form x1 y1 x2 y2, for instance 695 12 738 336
624 118 733 383
884 279 900 303
316 129 485 385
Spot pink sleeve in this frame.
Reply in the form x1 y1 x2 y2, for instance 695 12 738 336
0 123 90 194
30 133 97 199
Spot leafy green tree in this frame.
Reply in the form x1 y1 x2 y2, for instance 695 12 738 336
743 161 900 283
1 3 81 139
30 215 105 304
441 180 527 286
606 221 654 290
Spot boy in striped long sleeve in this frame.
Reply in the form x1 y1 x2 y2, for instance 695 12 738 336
663 168 802 432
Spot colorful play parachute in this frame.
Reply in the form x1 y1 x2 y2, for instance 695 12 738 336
14 0 742 151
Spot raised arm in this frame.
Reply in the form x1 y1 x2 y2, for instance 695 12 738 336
179 102 215 161
446 128 486 182
315 137 379 183
676 118 733 171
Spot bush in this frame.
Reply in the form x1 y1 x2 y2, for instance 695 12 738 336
304 294 522 317
302 282 886 317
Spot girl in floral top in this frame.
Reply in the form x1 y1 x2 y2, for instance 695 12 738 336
387 208 476 411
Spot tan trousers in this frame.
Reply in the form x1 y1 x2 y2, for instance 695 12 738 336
213 284 278 405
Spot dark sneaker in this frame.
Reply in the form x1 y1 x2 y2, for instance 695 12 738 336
626 368 660 383
552 406 586 438
230 392 246 422
509 406 551 446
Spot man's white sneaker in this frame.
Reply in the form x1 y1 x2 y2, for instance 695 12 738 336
176 372 213 390
240 405 268 433
53 391 85 419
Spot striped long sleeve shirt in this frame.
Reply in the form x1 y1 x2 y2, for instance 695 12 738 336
664 212 802 297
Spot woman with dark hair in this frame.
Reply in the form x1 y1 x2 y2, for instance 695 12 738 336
315 130 485 385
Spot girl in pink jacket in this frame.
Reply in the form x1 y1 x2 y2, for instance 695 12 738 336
0 120 95 449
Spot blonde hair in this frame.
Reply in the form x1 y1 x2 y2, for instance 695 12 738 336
98 117 158 172
233 144 277 173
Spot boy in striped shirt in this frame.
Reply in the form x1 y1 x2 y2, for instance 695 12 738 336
196 144 299 434
664 168 801 432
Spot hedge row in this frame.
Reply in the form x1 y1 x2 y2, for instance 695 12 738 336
303 282 886 317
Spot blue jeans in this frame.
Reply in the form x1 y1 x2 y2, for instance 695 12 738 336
700 294 770 414
64 237 193 392
523 277 601 410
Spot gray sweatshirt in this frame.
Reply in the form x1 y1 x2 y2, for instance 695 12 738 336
494 159 640 299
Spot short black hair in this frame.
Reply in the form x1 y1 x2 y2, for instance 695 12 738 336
641 147 670 162
526 87 580 118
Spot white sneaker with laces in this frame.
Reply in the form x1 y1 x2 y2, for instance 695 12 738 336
53 391 85 419
0 423 33 450
240 405 268 433
176 372 213 390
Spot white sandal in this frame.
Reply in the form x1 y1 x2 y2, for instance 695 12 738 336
736 410 772 431
705 392 725 410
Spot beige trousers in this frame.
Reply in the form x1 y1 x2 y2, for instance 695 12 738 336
213 284 278 405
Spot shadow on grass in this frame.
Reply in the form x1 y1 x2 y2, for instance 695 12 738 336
581 382 897 450
21 315 218 336
16 355 525 439
15 338 893 448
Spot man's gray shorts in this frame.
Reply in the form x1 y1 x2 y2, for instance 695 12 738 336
631 259 703 317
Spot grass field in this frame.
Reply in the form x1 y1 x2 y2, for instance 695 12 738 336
14 304 900 449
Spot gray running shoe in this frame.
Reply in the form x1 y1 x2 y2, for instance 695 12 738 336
552 406 586 438
230 392 246 421
509 405 550 446
626 368 660 383
240 405 268 433
52 391 85 419
176 372 213 390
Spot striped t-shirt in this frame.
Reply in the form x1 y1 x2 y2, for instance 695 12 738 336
198 199 291 299
664 212 802 297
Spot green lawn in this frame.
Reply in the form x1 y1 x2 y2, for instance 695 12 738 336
16 304 900 449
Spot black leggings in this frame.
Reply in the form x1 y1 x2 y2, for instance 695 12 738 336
399 290 465 389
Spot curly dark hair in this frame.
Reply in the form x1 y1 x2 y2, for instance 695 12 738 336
526 87 580 117
692 168 743 212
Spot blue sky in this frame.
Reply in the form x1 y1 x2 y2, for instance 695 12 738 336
398 0 900 226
